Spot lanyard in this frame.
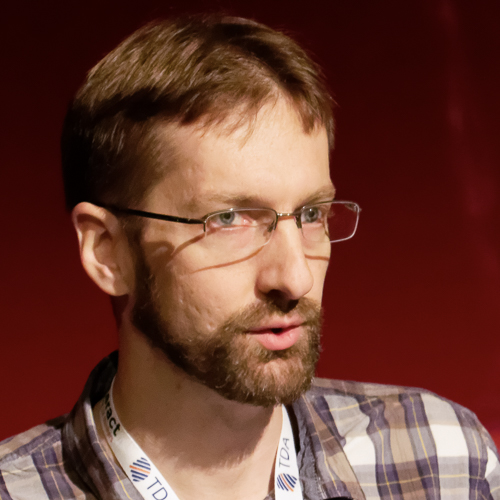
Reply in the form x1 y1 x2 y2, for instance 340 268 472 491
100 378 303 500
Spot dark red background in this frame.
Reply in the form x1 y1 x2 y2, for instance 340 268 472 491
1 0 499 444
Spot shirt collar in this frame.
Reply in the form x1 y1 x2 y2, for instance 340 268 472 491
61 352 362 500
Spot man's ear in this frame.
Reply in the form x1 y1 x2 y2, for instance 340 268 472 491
72 202 134 296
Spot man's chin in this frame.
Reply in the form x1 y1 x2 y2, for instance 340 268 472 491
195 348 319 407
130 257 323 406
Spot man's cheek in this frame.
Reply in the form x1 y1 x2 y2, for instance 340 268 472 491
169 282 224 333
305 261 328 294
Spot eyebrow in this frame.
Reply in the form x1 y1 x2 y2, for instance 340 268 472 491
300 186 337 206
183 194 260 214
188 185 337 213
202 194 263 207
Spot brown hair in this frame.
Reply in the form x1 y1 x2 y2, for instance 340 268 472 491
61 14 334 210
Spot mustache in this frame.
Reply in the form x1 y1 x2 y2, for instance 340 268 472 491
217 296 323 336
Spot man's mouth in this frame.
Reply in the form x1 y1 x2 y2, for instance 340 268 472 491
251 324 300 334
247 319 304 350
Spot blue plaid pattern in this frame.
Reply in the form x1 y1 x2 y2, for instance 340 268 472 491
1 353 499 499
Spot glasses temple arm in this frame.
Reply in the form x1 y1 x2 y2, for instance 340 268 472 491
99 205 204 225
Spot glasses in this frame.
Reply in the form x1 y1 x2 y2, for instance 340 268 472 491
103 200 360 256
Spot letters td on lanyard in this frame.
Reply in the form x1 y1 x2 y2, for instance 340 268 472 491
275 406 303 499
100 378 303 499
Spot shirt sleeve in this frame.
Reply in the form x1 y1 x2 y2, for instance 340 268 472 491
482 424 500 498
485 447 500 494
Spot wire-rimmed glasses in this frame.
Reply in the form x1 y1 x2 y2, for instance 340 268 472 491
102 200 360 256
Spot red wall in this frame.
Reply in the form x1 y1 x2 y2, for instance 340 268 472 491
1 0 499 443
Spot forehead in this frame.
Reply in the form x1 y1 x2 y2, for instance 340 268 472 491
148 100 333 213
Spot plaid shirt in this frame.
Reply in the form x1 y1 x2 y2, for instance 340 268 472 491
1 352 499 499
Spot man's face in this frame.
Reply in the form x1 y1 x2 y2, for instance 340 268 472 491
130 100 334 406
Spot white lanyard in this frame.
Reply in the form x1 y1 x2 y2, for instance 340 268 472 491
274 404 303 499
100 378 303 500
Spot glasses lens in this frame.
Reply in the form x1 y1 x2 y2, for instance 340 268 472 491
301 202 360 243
205 208 276 254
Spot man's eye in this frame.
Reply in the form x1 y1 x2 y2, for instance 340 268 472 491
216 211 237 226
301 207 322 224
206 210 273 232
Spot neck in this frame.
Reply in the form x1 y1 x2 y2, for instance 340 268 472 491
110 330 283 500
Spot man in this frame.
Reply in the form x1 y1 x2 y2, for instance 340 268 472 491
1 14 499 500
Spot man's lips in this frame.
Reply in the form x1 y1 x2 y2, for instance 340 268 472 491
249 324 301 335
248 316 304 333
247 319 304 351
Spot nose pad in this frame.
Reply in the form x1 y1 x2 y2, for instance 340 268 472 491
293 213 303 230
274 212 303 231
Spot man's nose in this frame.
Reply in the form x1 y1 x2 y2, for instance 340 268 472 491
255 216 314 306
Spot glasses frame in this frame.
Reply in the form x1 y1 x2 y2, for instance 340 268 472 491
100 200 361 244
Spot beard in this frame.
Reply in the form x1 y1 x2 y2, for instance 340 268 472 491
130 248 323 407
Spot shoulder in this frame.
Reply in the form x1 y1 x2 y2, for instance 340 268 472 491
299 378 500 486
0 416 66 467
306 378 491 425
304 377 494 442
0 417 89 499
